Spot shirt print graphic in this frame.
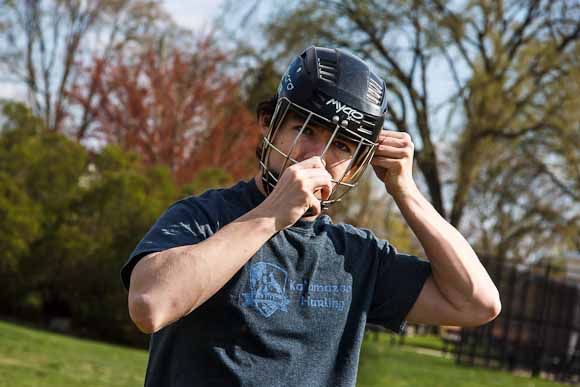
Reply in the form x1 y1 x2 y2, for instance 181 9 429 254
239 261 353 318
239 262 290 318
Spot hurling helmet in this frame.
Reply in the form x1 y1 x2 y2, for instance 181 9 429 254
259 46 388 210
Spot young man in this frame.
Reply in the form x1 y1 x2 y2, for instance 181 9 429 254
121 46 501 386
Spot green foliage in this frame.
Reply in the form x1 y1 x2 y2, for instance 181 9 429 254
0 172 41 272
0 101 182 344
0 100 238 344
0 101 86 317
181 167 234 196
63 146 176 342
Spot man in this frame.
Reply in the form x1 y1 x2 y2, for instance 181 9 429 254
121 46 501 386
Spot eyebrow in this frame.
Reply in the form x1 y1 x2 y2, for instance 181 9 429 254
290 120 358 150
290 120 329 132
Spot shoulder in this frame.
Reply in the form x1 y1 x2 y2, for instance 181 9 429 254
177 180 256 222
324 220 382 242
319 219 388 252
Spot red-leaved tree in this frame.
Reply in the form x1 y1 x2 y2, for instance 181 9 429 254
70 38 261 185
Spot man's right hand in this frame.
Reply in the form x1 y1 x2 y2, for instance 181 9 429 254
258 157 333 230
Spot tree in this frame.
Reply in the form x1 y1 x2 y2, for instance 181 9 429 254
70 38 261 185
223 0 579 262
0 0 178 138
0 101 178 345
0 100 88 319
0 173 41 273
62 145 176 344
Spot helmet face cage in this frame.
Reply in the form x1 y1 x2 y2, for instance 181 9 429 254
259 97 378 210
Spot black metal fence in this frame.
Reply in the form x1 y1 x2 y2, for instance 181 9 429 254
455 257 580 384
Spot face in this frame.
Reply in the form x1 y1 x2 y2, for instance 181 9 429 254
265 113 359 185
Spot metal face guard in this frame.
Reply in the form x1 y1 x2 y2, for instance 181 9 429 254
259 97 378 210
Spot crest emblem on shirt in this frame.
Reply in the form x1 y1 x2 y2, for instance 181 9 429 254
239 262 289 318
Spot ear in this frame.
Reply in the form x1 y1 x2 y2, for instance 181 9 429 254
258 111 272 135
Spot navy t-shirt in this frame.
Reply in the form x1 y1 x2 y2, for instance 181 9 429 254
121 179 431 387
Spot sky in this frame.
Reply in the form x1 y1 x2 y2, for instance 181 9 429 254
163 0 225 31
0 0 226 102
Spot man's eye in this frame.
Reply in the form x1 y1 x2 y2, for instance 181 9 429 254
295 126 314 135
334 141 352 153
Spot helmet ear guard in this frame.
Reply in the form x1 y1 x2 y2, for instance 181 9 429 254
259 46 388 210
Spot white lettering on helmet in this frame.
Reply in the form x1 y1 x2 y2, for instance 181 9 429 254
325 98 363 122
284 71 294 90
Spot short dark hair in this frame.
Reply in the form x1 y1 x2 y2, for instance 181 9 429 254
256 95 277 121
255 95 278 162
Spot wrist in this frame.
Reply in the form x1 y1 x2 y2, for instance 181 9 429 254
387 182 421 202
241 204 283 234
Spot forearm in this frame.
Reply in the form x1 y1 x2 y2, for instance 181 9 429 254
129 208 278 333
392 184 500 313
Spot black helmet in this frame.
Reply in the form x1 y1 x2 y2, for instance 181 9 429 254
259 46 388 209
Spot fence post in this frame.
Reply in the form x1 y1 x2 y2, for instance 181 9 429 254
498 263 517 369
531 263 552 377
512 262 532 372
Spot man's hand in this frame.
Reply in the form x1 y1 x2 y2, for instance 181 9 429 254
258 157 332 230
371 130 417 197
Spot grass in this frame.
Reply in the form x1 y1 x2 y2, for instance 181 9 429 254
0 320 147 387
357 334 566 387
0 319 568 387
400 333 446 351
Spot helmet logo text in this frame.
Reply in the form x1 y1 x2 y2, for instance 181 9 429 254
326 99 363 121
283 71 294 91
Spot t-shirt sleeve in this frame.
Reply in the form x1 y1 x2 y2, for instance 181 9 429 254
367 241 431 333
120 199 214 292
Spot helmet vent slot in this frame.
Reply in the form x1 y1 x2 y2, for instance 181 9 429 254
360 115 377 135
367 78 383 105
318 58 338 84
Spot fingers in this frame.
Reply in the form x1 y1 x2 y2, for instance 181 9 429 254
300 168 333 200
371 157 406 173
306 192 322 217
375 130 414 159
286 157 332 200
378 130 412 141
377 136 407 148
274 156 333 219
293 156 326 170
376 145 409 158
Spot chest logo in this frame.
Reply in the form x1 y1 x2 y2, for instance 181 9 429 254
240 262 290 318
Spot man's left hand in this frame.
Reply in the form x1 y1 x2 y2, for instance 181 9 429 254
371 130 417 197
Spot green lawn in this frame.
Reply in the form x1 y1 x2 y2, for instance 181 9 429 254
0 320 147 387
358 335 565 387
0 320 567 387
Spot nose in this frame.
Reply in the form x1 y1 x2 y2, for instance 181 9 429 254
299 138 327 161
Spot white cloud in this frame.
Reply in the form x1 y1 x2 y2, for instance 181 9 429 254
0 82 26 102
162 0 225 31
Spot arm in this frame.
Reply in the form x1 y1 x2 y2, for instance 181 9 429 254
128 157 332 334
371 130 500 327
393 185 501 326
128 209 277 334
